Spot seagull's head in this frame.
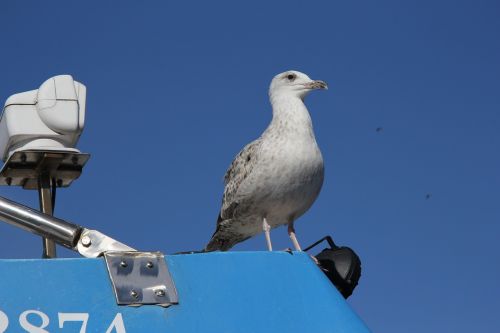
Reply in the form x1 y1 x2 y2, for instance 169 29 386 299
269 70 328 101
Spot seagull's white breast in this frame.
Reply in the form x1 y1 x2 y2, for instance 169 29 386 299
236 98 324 228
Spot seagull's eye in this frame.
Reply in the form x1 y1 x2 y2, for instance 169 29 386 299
287 74 296 81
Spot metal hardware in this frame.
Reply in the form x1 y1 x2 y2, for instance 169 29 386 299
0 150 90 257
0 195 136 258
0 195 81 248
0 150 90 189
81 235 92 247
76 229 136 258
104 251 178 306
0 192 178 307
38 172 56 258
303 235 336 252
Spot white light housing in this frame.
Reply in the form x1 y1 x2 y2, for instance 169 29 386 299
0 75 86 161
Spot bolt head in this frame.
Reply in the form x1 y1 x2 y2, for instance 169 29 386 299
146 261 154 268
130 290 138 298
120 260 128 268
81 235 92 247
155 289 165 297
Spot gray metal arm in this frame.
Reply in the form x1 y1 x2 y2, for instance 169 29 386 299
0 195 135 257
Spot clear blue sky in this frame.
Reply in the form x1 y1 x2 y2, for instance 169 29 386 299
1 1 499 332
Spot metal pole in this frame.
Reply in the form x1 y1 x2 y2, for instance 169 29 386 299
0 195 81 249
0 195 138 258
38 173 57 258
0 197 83 248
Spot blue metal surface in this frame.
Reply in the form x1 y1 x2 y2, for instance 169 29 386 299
0 252 370 333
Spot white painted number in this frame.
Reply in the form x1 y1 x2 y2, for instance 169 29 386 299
0 310 8 333
105 313 126 333
0 310 126 332
58 312 89 333
19 310 49 333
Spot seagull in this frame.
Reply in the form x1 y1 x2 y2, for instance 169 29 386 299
205 70 328 252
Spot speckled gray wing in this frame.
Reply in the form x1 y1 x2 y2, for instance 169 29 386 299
221 139 263 219
205 139 263 251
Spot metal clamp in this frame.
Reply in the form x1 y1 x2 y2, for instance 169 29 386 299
104 251 178 306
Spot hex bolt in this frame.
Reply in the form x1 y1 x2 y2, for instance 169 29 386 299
130 290 138 299
120 260 128 268
81 235 92 247
155 289 165 297
146 261 154 269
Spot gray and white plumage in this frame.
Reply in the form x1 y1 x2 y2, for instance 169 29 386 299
205 70 327 251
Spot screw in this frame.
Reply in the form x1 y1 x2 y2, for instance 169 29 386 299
120 260 128 268
81 235 92 247
146 261 154 269
130 290 138 298
155 289 165 297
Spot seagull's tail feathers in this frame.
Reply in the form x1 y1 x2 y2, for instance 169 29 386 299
204 215 242 252
174 214 238 253
205 236 234 252
205 228 233 252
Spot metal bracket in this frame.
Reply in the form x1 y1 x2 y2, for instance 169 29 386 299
77 229 136 258
0 150 90 258
104 251 178 307
0 150 90 189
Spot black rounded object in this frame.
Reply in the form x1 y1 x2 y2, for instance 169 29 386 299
304 236 362 299
315 246 361 298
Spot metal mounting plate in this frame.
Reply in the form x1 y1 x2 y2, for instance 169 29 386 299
0 150 90 189
104 251 178 306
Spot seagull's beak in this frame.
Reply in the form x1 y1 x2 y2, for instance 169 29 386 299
303 80 328 90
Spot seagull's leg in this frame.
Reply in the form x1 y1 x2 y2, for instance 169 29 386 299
263 217 273 251
288 221 319 264
288 221 302 251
